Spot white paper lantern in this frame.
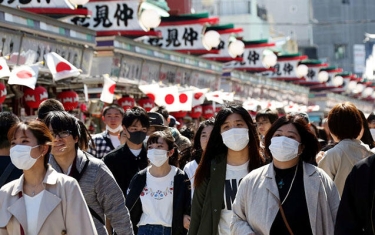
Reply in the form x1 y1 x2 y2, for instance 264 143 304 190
202 30 221 50
139 9 161 31
318 71 329 82
296 64 308 78
355 83 365 93
262 51 277 68
347 81 357 91
362 87 374 97
332 76 344 87
371 91 375 99
228 40 245 58
70 0 89 5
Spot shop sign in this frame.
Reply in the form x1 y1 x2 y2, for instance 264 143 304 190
159 64 177 84
225 47 269 70
69 1 141 31
268 59 299 78
146 24 204 51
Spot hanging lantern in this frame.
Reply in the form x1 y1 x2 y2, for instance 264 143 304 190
202 104 215 119
23 86 48 109
170 111 188 119
118 96 135 111
138 96 155 111
0 83 7 104
57 90 79 111
189 105 202 119
80 103 87 112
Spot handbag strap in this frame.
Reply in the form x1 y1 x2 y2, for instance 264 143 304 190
0 162 15 188
279 203 294 235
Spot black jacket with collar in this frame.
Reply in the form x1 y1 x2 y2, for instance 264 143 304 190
335 154 375 235
103 143 148 196
125 167 191 235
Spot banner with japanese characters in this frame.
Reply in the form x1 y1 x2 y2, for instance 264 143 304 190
67 1 142 31
268 60 299 78
145 24 204 51
225 44 275 71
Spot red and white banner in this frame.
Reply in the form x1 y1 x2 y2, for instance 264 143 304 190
0 57 10 78
192 88 208 107
8 64 39 89
100 75 116 104
45 52 81 81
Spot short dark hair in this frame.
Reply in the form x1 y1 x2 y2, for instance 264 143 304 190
328 102 362 140
367 112 375 123
255 109 279 124
152 106 169 120
264 115 319 164
37 99 65 120
122 106 150 129
102 104 125 116
0 112 20 149
44 111 93 151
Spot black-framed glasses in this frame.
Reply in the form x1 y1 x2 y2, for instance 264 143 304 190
51 130 72 139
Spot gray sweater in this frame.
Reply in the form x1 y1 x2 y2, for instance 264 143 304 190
49 149 134 235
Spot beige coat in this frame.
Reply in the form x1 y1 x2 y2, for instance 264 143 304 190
318 139 375 195
0 166 97 235
231 162 340 235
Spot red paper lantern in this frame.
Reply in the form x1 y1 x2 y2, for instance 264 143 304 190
23 86 48 109
57 90 79 111
202 104 215 119
0 83 6 104
170 111 188 119
118 96 135 111
188 105 202 119
80 103 87 112
138 97 155 111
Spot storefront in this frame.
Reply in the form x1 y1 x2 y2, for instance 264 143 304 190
0 5 96 116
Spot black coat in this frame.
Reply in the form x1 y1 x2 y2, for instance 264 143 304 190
126 167 191 235
335 154 375 235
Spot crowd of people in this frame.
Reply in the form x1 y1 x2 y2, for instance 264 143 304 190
1 99 375 235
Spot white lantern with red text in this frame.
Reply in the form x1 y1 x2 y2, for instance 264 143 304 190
57 90 79 111
24 86 48 109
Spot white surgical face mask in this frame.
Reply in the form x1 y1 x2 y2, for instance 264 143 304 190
221 128 249 151
147 149 169 167
106 125 122 133
269 136 300 162
10 145 40 170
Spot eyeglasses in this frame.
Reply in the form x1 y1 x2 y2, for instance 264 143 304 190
51 130 72 139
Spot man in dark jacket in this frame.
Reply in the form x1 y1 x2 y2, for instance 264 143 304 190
335 154 375 235
0 112 21 187
103 106 150 196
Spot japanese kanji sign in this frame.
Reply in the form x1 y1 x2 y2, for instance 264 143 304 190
145 24 204 50
68 1 141 31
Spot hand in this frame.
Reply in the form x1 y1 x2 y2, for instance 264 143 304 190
183 215 191 230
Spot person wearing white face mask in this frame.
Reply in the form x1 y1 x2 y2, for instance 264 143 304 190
126 131 191 235
88 104 125 159
231 115 340 235
0 120 97 235
189 105 265 235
